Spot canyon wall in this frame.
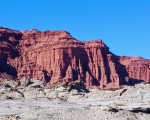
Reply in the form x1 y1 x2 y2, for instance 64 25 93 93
0 27 149 88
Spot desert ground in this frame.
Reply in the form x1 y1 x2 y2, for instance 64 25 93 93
0 78 150 120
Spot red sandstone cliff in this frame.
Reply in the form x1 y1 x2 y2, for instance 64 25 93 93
0 27 149 88
119 56 150 84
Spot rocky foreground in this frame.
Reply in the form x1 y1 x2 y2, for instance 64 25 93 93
0 78 150 120
0 27 150 119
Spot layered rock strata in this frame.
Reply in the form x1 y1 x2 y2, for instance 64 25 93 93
0 27 149 88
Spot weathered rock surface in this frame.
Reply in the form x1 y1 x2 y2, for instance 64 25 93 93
0 82 150 120
0 27 150 88
0 79 87 100
120 57 150 84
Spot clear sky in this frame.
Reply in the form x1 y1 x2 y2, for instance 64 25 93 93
0 0 149 58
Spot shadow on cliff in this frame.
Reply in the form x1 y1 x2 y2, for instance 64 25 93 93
76 47 100 86
0 62 17 79
113 55 145 86
113 56 129 85
127 78 144 86
0 40 21 79
42 70 51 83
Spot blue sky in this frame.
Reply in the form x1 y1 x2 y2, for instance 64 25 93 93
0 0 149 58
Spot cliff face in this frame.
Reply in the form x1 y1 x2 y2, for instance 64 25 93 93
120 57 150 84
0 27 22 79
0 27 149 88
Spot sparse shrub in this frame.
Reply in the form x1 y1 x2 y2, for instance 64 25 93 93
115 103 126 106
106 86 124 91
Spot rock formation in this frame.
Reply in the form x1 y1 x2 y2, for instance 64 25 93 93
119 57 150 84
0 27 150 88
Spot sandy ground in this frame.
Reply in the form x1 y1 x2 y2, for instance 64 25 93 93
0 82 150 120
0 99 149 120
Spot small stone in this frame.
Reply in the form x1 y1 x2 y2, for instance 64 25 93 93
20 77 30 86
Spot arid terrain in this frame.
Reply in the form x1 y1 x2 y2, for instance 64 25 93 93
0 79 150 120
0 27 150 120
0 27 150 88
